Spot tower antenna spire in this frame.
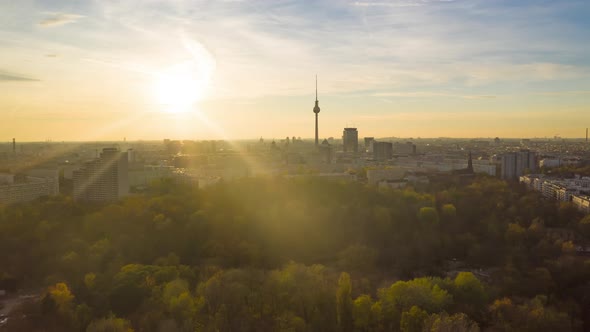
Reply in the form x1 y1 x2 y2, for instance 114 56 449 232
315 74 318 101
313 75 321 146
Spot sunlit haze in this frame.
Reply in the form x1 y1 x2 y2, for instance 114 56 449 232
1 0 589 141
4 2 590 330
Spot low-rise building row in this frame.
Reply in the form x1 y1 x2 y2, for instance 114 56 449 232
520 174 590 213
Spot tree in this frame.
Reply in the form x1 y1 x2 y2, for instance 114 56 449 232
352 295 373 332
400 306 428 332
337 272 354 332
86 316 134 332
275 311 307 332
163 279 200 324
337 245 378 272
379 278 452 330
505 223 525 245
49 282 74 315
441 204 457 220
578 215 590 239
418 207 439 224
453 272 487 320
423 312 479 332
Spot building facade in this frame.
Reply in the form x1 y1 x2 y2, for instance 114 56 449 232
393 142 416 155
342 128 358 153
373 142 393 161
364 137 375 153
501 150 537 180
0 173 59 205
73 148 129 202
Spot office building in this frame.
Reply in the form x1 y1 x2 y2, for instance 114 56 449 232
342 128 358 153
73 148 129 202
373 141 393 161
501 150 537 180
364 137 375 153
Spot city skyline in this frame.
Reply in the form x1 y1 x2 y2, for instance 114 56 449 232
1 0 590 141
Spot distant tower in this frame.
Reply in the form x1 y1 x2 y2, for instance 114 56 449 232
586 128 588 142
467 151 474 173
12 138 15 154
313 76 321 146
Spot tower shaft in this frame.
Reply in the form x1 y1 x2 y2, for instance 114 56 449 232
315 113 319 146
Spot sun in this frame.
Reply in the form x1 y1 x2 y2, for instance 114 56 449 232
153 38 216 113
154 62 206 113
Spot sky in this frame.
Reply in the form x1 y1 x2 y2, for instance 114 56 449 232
1 0 589 141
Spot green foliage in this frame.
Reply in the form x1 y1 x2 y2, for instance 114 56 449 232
423 312 479 332
337 245 378 272
400 306 428 332
418 207 439 224
0 177 587 331
441 204 457 220
352 295 374 332
489 296 576 331
87 316 134 332
452 272 487 319
336 272 353 332
49 282 74 314
378 277 452 330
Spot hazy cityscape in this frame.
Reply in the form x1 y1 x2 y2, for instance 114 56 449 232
3 129 590 207
2 0 590 331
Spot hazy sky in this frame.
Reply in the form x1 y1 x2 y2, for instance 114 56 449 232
1 0 589 141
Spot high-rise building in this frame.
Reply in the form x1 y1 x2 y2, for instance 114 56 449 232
373 142 393 161
501 150 537 180
364 137 375 153
501 153 517 180
313 76 321 146
342 128 358 153
73 148 129 202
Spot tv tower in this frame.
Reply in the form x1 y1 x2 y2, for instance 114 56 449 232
313 75 321 146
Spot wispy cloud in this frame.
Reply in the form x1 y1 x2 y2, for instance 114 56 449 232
352 0 456 7
353 1 422 7
372 91 497 99
530 90 590 96
38 13 84 27
0 70 39 82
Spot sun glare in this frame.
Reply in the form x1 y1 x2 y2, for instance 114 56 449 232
154 39 216 113
154 62 204 112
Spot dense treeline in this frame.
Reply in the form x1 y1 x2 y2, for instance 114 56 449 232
1 176 590 331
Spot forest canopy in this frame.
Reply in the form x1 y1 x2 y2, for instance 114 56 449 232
1 176 589 331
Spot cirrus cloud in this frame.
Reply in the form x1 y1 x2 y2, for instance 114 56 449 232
38 13 84 27
0 70 39 82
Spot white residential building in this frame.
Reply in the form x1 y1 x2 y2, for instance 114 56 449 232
0 173 59 205
520 174 590 213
